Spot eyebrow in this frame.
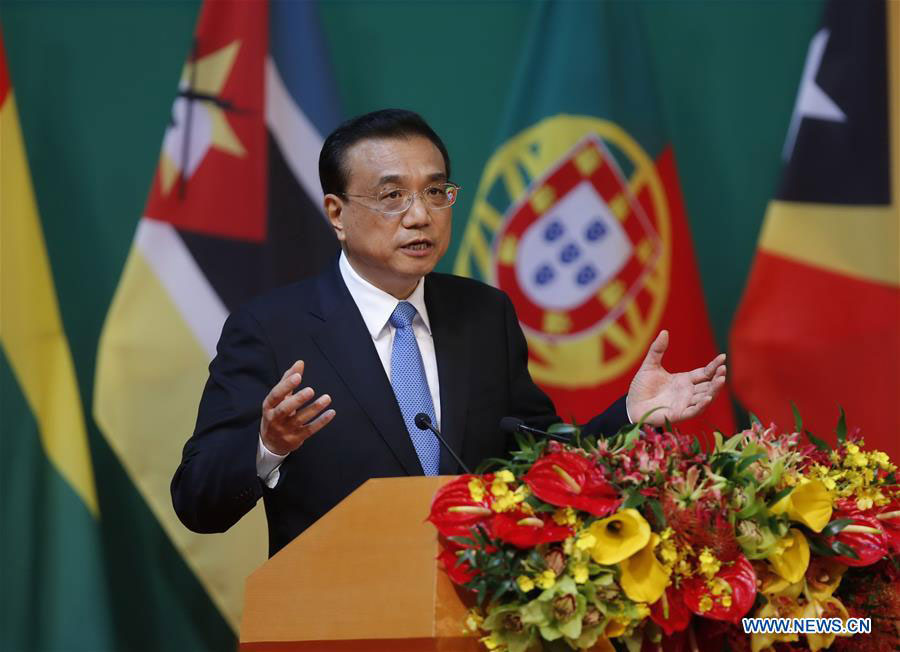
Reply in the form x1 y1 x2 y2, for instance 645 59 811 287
375 171 448 187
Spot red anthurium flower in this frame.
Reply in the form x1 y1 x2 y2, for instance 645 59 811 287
875 496 900 556
523 452 620 516
438 549 478 585
828 512 888 567
491 510 573 548
428 474 493 539
682 555 757 624
650 584 692 635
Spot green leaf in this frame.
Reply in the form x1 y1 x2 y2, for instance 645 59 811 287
737 453 767 474
622 492 646 509
808 536 837 557
835 407 847 444
830 540 859 560
648 498 666 528
820 518 855 538
548 422 577 437
791 401 803 433
749 412 762 427
622 426 642 450
767 485 794 507
713 431 724 451
805 430 830 453
663 417 673 433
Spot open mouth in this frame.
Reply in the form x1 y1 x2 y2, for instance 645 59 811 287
401 240 433 253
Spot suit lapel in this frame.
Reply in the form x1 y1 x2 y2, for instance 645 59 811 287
309 262 423 476
425 275 470 475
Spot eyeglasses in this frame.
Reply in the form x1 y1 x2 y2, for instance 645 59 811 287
343 182 461 216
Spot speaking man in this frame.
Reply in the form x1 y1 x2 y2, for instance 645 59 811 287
172 109 726 555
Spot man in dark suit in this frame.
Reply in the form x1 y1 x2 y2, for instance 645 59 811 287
171 109 726 556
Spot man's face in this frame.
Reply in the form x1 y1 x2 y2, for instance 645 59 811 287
325 136 452 298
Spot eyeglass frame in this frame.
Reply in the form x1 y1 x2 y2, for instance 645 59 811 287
339 182 462 216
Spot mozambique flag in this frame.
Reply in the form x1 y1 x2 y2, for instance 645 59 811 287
0 27 113 651
730 0 899 459
94 0 340 630
455 2 734 436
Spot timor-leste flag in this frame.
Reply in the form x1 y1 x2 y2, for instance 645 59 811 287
455 2 735 438
730 0 899 460
94 0 340 630
0 26 114 651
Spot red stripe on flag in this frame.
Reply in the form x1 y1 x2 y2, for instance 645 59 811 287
731 251 899 460
0 26 11 107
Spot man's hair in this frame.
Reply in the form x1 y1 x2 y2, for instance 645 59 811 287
318 109 451 196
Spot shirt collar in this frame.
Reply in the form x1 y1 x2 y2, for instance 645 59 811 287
338 251 432 338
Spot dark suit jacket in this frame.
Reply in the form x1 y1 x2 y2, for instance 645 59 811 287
171 259 628 556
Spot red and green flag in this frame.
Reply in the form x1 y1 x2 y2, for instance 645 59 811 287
730 0 899 459
455 1 734 437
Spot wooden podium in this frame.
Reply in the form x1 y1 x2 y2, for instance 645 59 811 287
240 476 481 651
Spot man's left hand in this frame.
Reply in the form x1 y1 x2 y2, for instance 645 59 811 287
626 330 726 426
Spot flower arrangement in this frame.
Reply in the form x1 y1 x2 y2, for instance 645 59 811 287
427 411 899 651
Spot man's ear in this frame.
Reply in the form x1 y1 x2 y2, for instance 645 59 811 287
323 194 345 243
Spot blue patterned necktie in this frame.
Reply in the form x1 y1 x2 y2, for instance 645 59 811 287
389 301 440 475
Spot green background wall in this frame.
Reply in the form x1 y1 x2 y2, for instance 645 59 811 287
0 1 822 649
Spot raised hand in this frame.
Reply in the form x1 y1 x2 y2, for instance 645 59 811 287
260 360 335 455
625 330 727 426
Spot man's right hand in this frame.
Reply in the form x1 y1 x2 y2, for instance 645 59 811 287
260 360 335 455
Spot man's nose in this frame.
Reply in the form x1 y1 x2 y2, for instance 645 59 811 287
400 192 432 228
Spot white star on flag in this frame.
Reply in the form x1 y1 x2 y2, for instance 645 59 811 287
783 28 847 161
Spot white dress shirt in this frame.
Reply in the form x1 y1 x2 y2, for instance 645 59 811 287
256 252 442 487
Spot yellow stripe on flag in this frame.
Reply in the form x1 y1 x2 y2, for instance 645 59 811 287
759 200 899 287
0 91 99 516
95 246 267 630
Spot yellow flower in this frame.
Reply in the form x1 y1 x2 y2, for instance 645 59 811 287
604 619 627 638
619 533 668 604
698 596 713 612
480 633 502 650
588 509 652 565
698 548 722 579
495 470 515 483
573 563 589 584
468 478 485 502
553 507 577 526
771 479 833 532
464 609 484 633
516 575 535 592
721 594 732 608
767 528 810 584
802 596 850 651
536 569 556 590
576 532 597 551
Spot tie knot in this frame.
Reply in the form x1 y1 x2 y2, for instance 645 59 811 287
390 301 418 329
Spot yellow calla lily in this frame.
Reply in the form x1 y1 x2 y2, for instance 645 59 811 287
750 599 801 652
588 508 651 565
802 596 850 651
619 533 668 604
771 479 833 532
767 528 810 584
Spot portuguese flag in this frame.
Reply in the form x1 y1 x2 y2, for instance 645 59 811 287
0 27 113 650
455 2 734 436
730 0 899 460
93 0 339 630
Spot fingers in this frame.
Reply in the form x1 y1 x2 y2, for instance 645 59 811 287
688 354 726 382
641 330 669 369
299 407 336 440
263 361 305 409
292 393 332 425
